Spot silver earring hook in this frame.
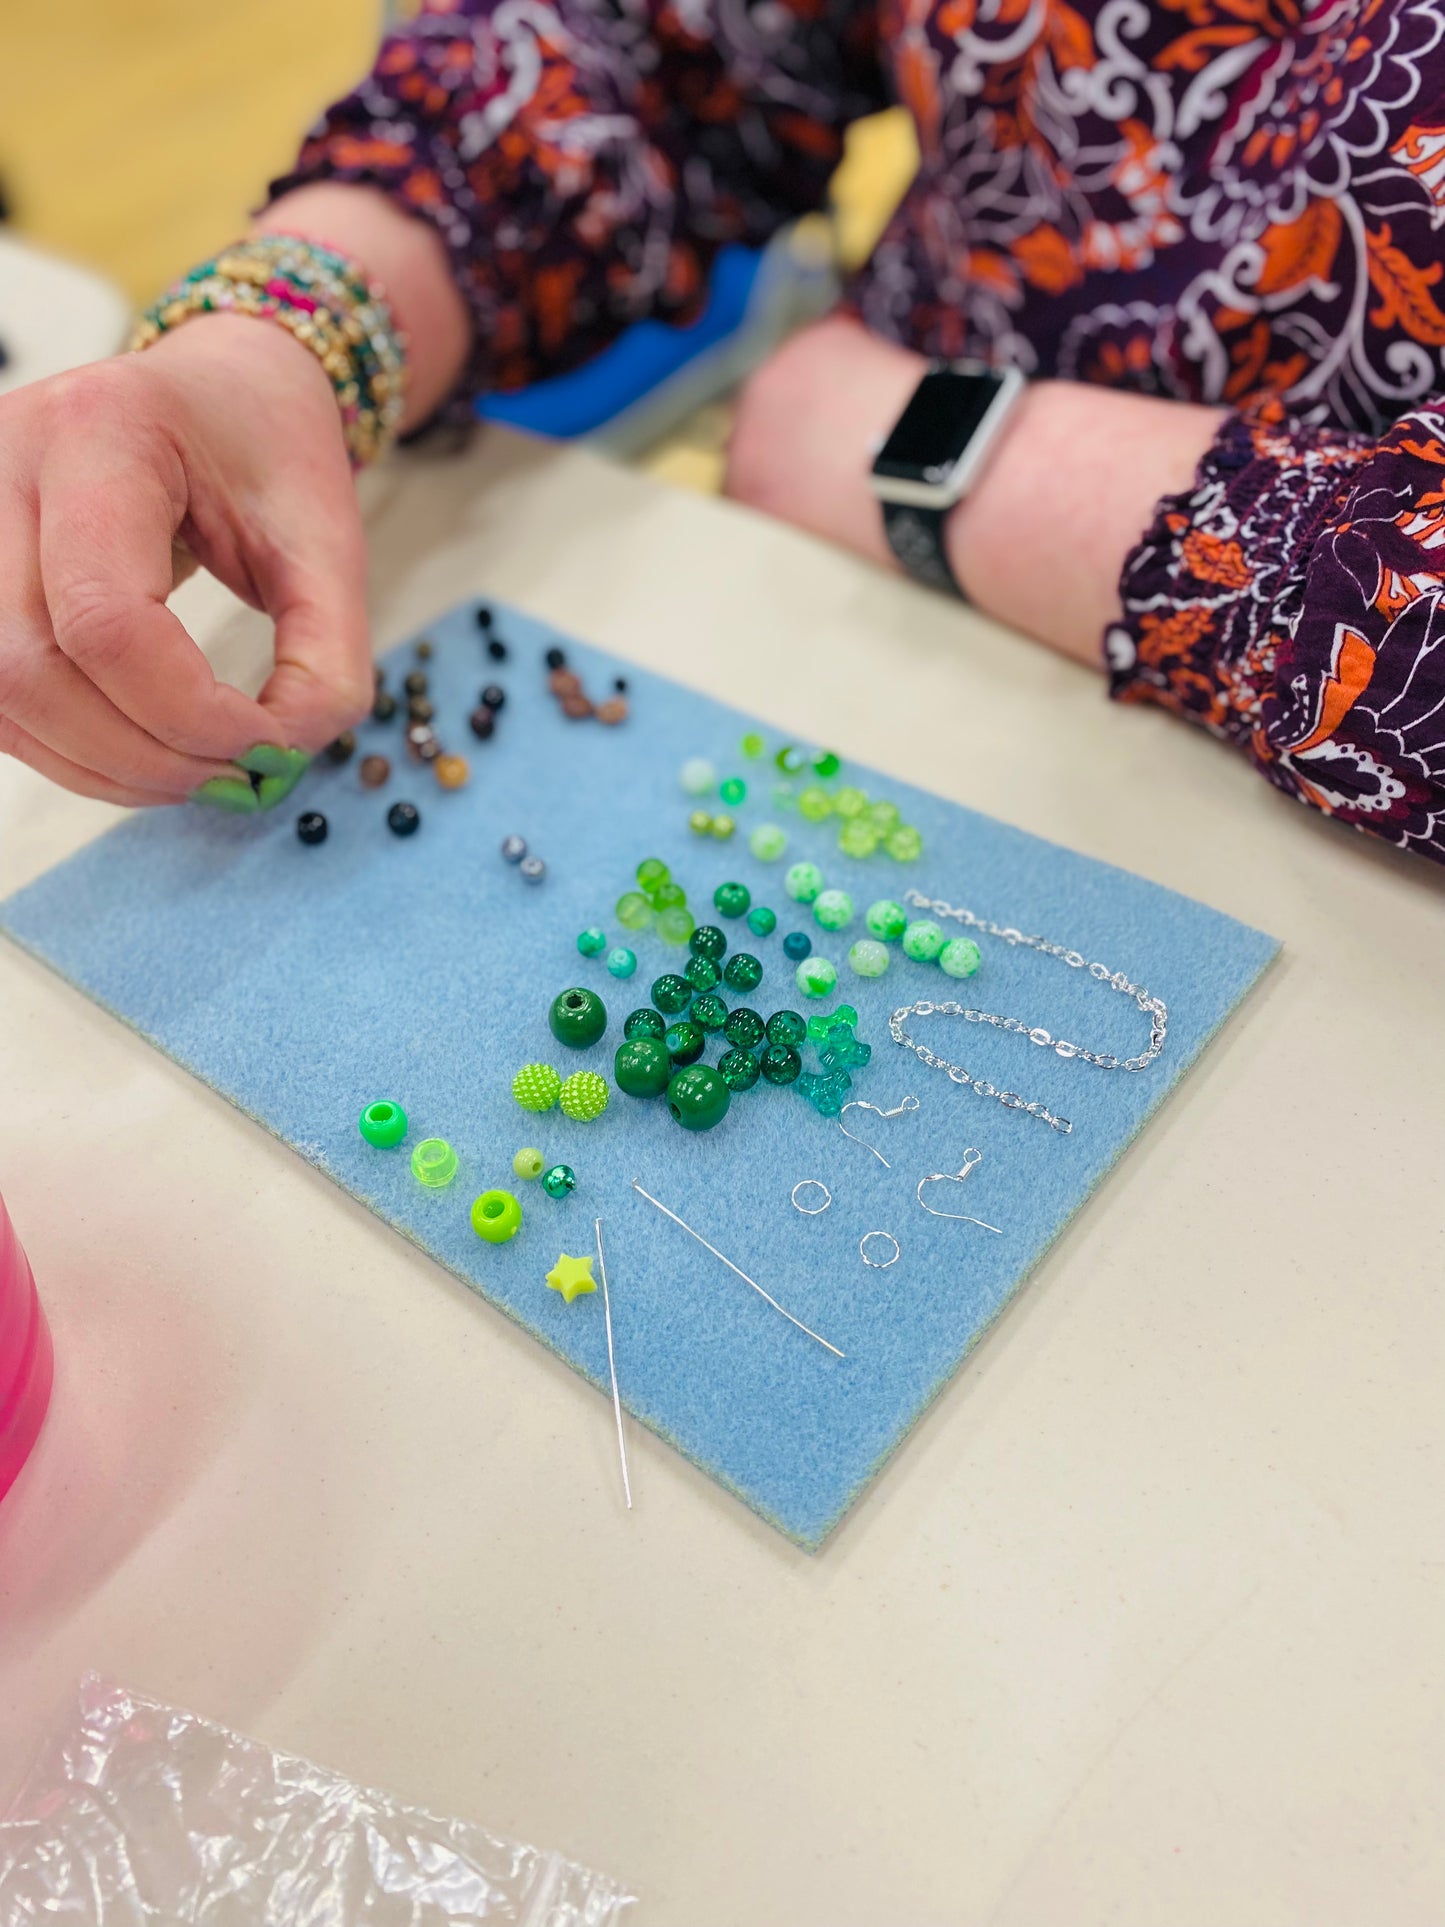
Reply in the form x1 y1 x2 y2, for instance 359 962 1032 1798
916 1147 1003 1234
837 1093 920 1168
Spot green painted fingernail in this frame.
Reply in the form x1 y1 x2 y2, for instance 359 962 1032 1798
237 743 311 779
193 776 261 813
256 768 305 810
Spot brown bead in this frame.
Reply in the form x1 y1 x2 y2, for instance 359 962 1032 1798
417 737 441 763
359 754 390 788
595 697 628 725
324 730 356 764
404 669 429 697
406 723 437 762
415 638 434 661
407 697 434 723
468 706 496 740
548 668 582 697
560 692 594 720
434 753 470 790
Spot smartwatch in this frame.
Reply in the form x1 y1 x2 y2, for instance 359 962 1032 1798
868 361 1025 600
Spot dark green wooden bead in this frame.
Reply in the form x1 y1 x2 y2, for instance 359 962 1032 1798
765 1009 806 1047
549 986 608 1049
759 1042 802 1085
665 1020 705 1066
713 881 751 918
684 955 721 992
689 924 728 961
690 992 727 1032
723 952 762 993
718 1048 760 1092
667 1063 732 1131
723 1007 765 1050
650 973 692 1015
615 1036 671 1098
624 1007 667 1040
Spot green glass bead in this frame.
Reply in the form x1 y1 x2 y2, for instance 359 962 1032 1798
471 1188 523 1242
749 823 787 862
678 759 716 797
812 889 854 932
833 786 867 819
902 919 946 962
886 824 924 862
684 954 721 992
866 799 902 833
848 938 891 979
939 937 983 979
652 880 687 910
615 1036 672 1097
713 880 750 918
359 1099 408 1148
866 898 908 941
411 1137 458 1187
759 1042 801 1085
513 1147 546 1181
746 905 777 939
765 1009 806 1046
774 745 808 775
812 750 842 778
718 1048 761 1092
719 776 747 806
636 857 671 891
559 1069 610 1121
576 927 607 957
796 956 838 998
541 1163 577 1199
690 993 728 1033
741 732 766 759
688 809 714 836
723 1007 765 1050
624 1007 667 1041
549 986 608 1049
665 1020 706 1065
512 1063 561 1112
837 819 880 859
666 1063 732 1131
797 785 834 823
710 814 736 840
690 923 728 961
606 947 637 979
723 952 763 993
651 973 692 1014
656 906 696 945
616 891 654 931
784 862 824 903
772 782 797 811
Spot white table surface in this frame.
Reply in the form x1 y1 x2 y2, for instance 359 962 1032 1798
0 429 1442 1925
0 234 129 394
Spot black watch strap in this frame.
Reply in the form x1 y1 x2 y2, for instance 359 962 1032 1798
881 501 967 601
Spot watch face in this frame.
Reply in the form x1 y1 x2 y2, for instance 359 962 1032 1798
871 367 1010 483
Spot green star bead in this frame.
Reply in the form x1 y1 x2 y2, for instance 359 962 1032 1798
719 776 747 806
636 857 671 892
796 956 839 998
559 1069 610 1121
848 939 891 979
784 862 824 903
606 947 637 979
684 955 721 992
746 905 777 938
688 809 714 836
690 924 728 960
576 927 607 957
812 889 854 932
652 880 687 910
939 937 983 979
549 986 608 1048
812 750 842 778
713 880 751 918
624 1007 667 1041
886 824 924 862
749 823 787 861
666 1063 732 1131
541 1164 577 1199
902 919 946 962
741 732 766 759
615 1036 672 1097
718 1048 761 1092
866 898 908 941
867 799 902 833
759 1042 802 1085
651 973 692 1014
512 1063 562 1112
657 906 696 945
723 952 763 993
665 1020 706 1065
797 785 834 823
837 820 880 859
832 786 867 819
690 993 728 1032
616 891 654 931
723 1007 765 1050
765 1009 806 1047
359 1099 408 1148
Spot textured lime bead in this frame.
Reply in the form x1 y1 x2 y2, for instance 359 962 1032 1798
759 1042 801 1085
666 1063 732 1131
723 1007 765 1050
746 905 777 938
723 952 763 993
411 1137 458 1187
684 954 721 992
549 986 608 1048
512 1063 562 1112
939 937 983 979
576 927 606 957
471 1189 522 1243
678 759 716 797
656 905 696 945
713 880 750 917
690 992 727 1032
718 1048 760 1092
866 898 908 941
651 973 692 1014
606 946 637 979
665 1019 705 1065
624 1007 667 1040
615 1036 671 1097
636 857 671 891
765 1009 806 1046
513 1147 546 1181
749 823 787 861
833 786 867 818
616 891 654 931
719 776 746 806
796 956 839 998
688 809 714 835
542 1163 576 1199
886 824 924 862
867 799 902 833
848 939 891 978
837 820 880 859
785 862 824 903
902 919 946 962
797 786 833 823
559 1069 610 1121
710 814 736 840
813 888 854 932
690 923 727 960
741 731 766 759
359 1100 407 1148
813 750 841 778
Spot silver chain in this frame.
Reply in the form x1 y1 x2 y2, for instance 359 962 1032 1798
886 890 1170 1135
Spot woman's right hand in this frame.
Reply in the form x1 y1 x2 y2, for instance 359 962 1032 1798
0 312 373 806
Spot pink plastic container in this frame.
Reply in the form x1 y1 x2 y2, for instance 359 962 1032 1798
0 1191 52 1504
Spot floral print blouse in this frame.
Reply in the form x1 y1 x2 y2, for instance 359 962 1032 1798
274 0 1445 864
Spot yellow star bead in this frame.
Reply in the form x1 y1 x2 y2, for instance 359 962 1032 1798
546 1253 597 1305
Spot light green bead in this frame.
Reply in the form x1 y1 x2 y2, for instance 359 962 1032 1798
902 919 946 962
688 809 714 836
866 898 908 941
795 956 838 998
616 891 654 931
719 776 747 806
848 939 891 979
886 824 924 862
678 759 716 797
938 937 982 979
656 905 696 945
832 786 868 819
772 782 797 811
785 861 824 903
411 1137 458 1188
837 819 880 859
812 888 854 932
471 1189 522 1244
741 732 766 759
513 1147 546 1181
636 857 671 891
710 814 736 840
512 1062 562 1112
559 1069 610 1121
866 799 902 833
749 823 787 862
797 785 833 823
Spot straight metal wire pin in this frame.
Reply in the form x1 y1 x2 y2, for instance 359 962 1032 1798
594 1217 633 1510
629 1180 846 1360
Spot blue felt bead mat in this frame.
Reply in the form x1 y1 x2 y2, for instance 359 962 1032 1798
0 600 1278 1548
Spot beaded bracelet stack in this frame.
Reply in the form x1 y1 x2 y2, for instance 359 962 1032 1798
127 234 407 469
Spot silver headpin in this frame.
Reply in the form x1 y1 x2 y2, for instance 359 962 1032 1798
593 1217 633 1510
916 1147 1003 1234
837 1094 920 1168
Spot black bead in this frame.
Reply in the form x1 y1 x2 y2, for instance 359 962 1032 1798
480 683 506 712
387 801 421 837
324 730 355 765
415 638 433 661
468 706 496 740
372 690 397 722
407 697 434 723
613 676 628 693
486 636 508 661
474 604 493 629
403 670 428 697
296 811 328 845
544 646 566 671
373 666 386 688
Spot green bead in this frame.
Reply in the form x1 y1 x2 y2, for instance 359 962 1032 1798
833 786 867 819
411 1137 458 1187
765 1009 806 1046
616 891 654 931
710 814 736 840
741 732 766 759
939 937 982 979
807 1003 858 1045
615 1036 672 1097
723 1007 765 1050
774 744 808 774
576 926 607 957
723 952 763 993
796 956 838 998
902 919 946 962
718 1048 761 1092
541 1164 576 1199
684 954 721 992
652 880 687 910
512 1063 561 1112
746 905 777 938
690 923 728 960
651 973 692 1014
886 824 924 862
748 823 787 861
848 939 891 979
812 750 842 778
359 1099 408 1148
797 785 833 823
513 1147 546 1181
713 880 750 918
784 862 824 903
549 986 608 1049
678 759 716 797
606 947 637 979
624 1007 667 1041
759 1042 801 1085
837 820 880 859
665 1020 706 1065
636 857 671 892
866 898 908 941
656 906 696 945
688 809 714 836
690 993 728 1032
866 799 901 833
559 1069 610 1121
812 888 854 932
471 1188 523 1242
666 1064 732 1131
772 782 797 811
719 776 747 806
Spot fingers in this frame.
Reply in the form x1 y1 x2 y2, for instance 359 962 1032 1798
0 713 178 808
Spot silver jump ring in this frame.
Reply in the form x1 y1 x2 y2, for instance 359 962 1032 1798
791 1179 832 1215
859 1230 900 1270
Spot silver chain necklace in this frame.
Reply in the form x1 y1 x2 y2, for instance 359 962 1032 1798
886 890 1169 1135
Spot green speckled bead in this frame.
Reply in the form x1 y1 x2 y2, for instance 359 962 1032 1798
812 889 854 932
664 1020 705 1066
690 992 727 1032
667 1063 732 1131
615 1036 672 1096
606 946 637 979
796 956 839 998
718 1047 760 1092
866 898 908 941
624 1007 667 1041
886 824 924 862
541 1163 576 1199
723 952 763 993
559 1069 610 1121
848 939 891 978
690 923 727 960
713 880 751 918
784 861 824 903
765 1009 806 1047
685 954 721 992
723 1007 765 1050
616 891 653 931
656 905 696 946
797 785 833 823
746 905 777 939
719 776 746 806
813 750 841 778
759 1042 802 1085
939 936 983 979
837 820 880 859
549 986 608 1048
833 786 867 818
636 857 671 892
867 799 902 833
749 823 787 861
688 809 714 835
576 927 607 957
902 919 946 963
651 973 692 1015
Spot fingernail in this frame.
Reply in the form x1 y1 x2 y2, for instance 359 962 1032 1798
256 768 306 810
193 776 261 813
237 743 312 780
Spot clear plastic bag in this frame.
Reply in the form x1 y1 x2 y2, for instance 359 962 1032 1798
0 1676 636 1924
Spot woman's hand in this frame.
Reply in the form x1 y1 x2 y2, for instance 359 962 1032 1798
0 313 372 806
